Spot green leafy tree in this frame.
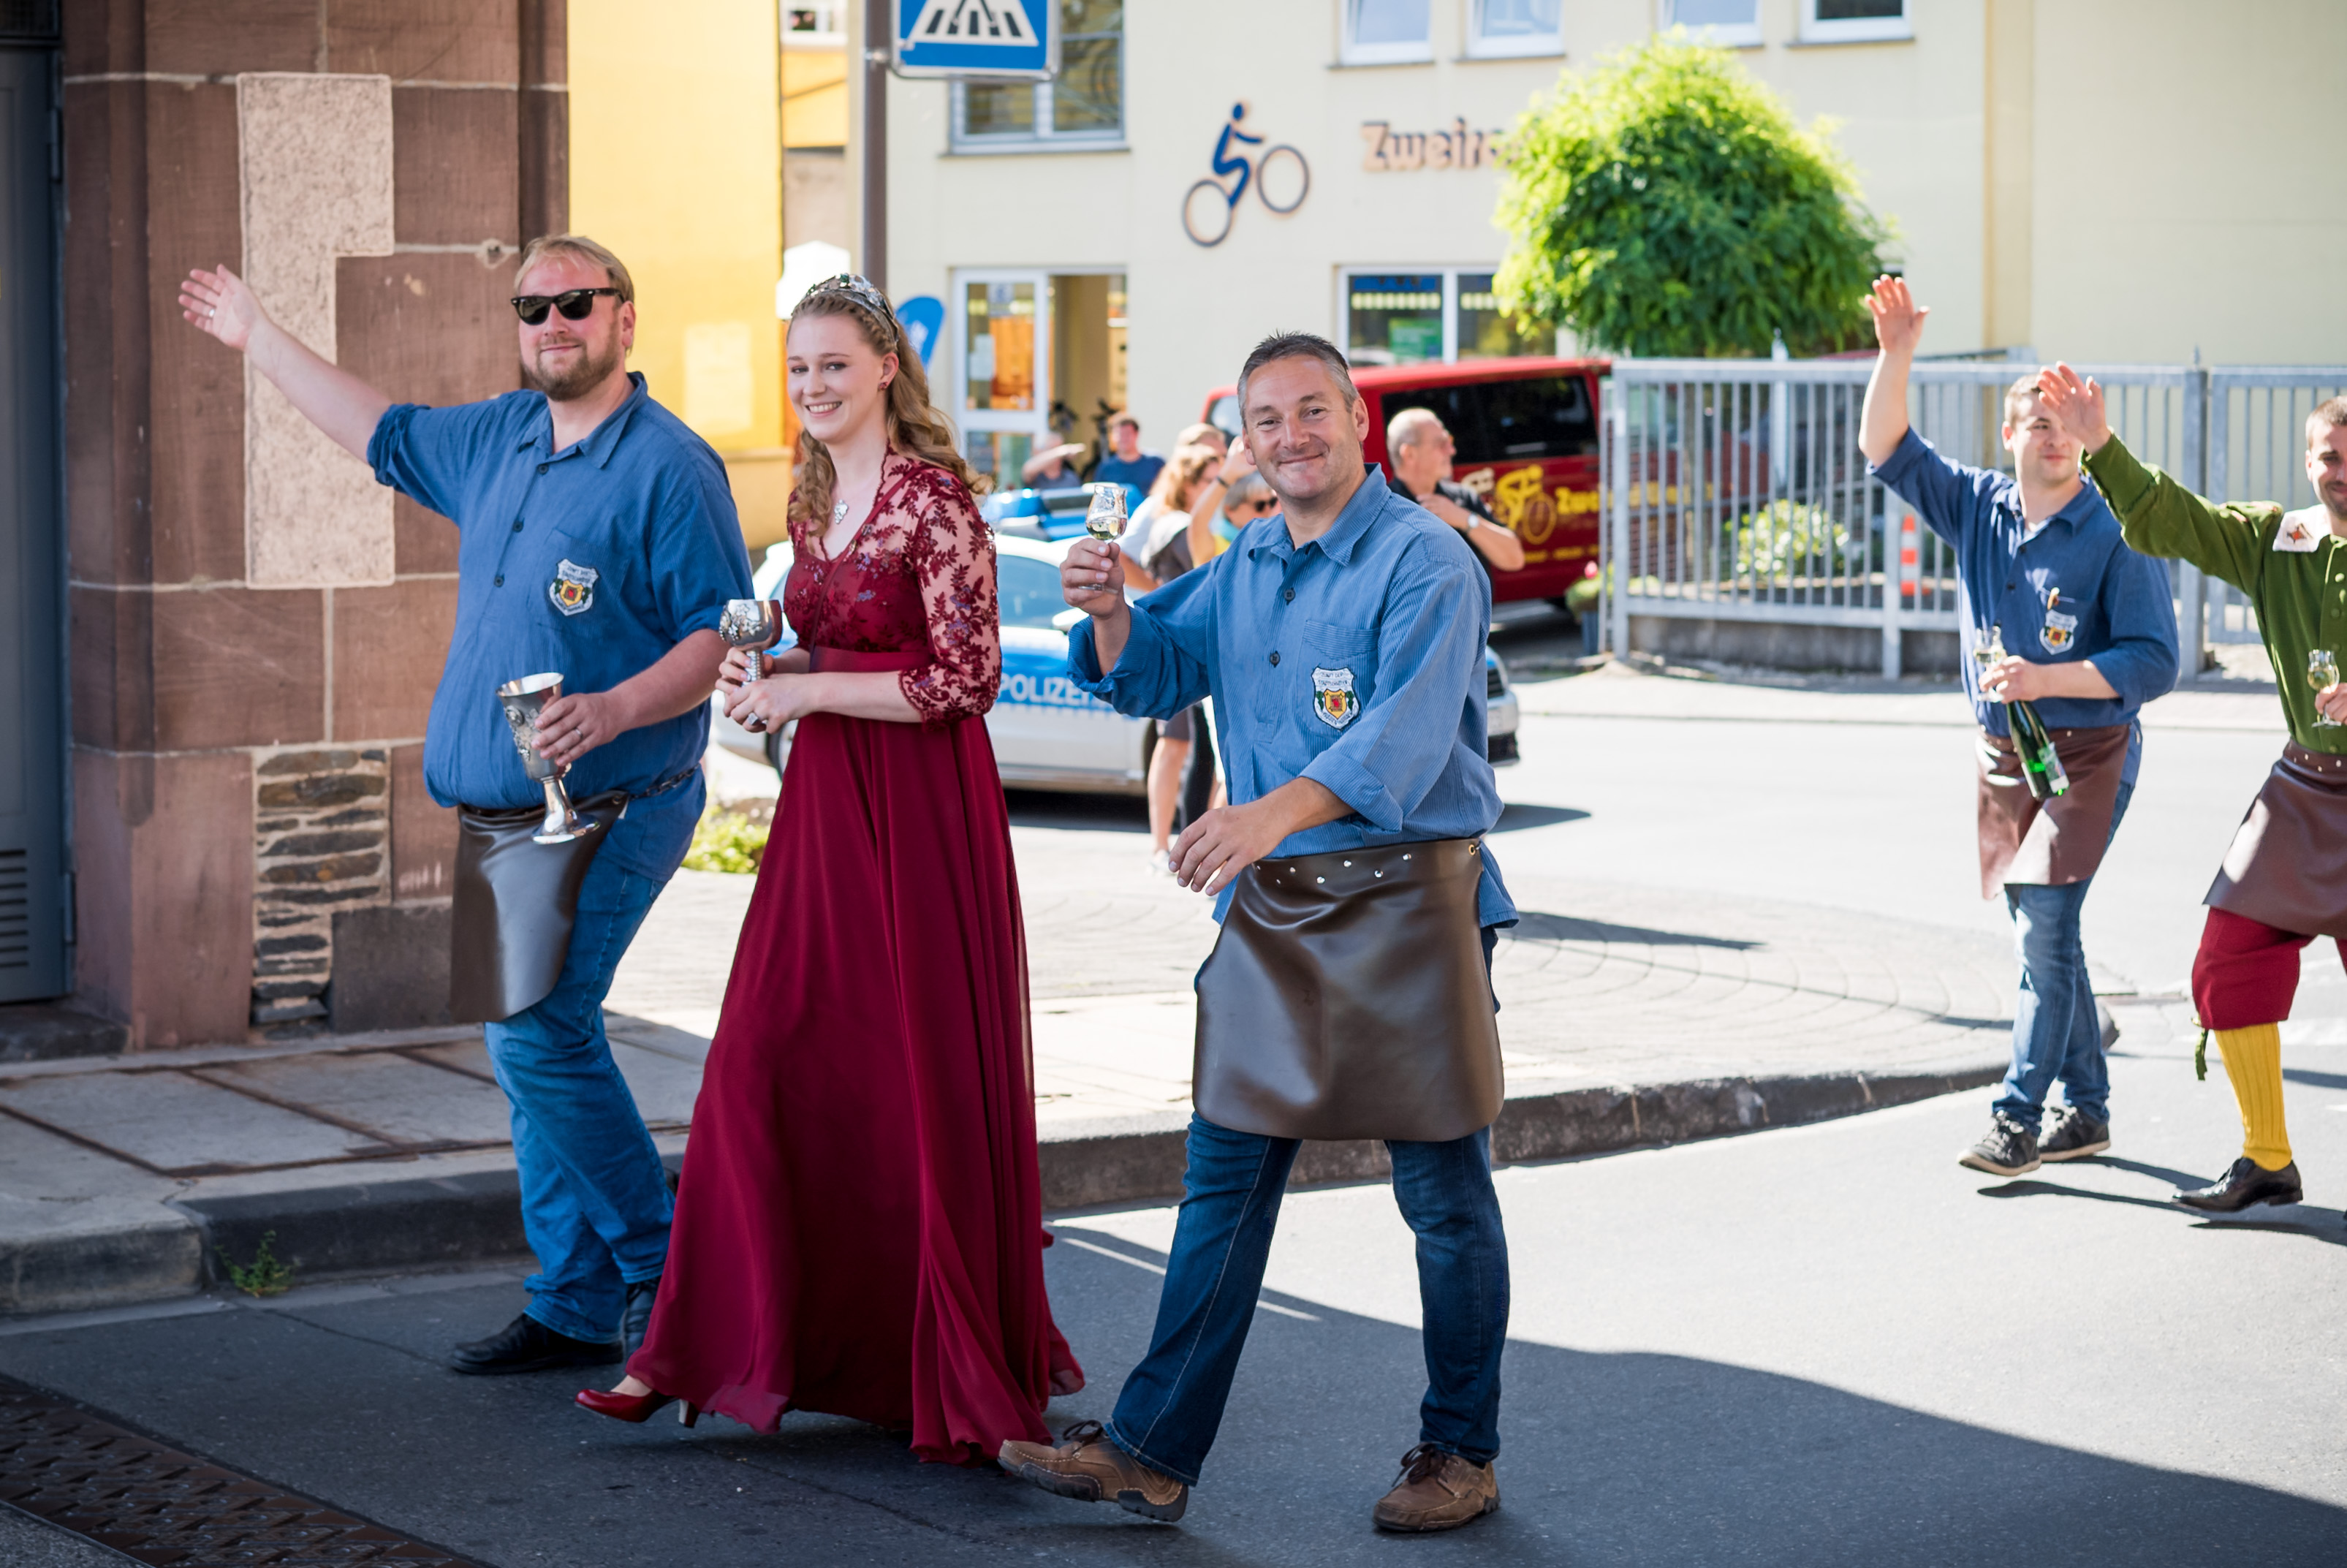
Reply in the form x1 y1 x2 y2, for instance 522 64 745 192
1494 34 1891 357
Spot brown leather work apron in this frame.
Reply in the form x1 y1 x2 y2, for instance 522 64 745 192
1974 722 2131 898
2207 741 2347 939
1192 838 1502 1143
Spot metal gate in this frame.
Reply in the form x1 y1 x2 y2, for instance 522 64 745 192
0 40 65 1003
1601 358 2347 676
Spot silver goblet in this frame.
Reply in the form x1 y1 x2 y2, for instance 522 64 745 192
495 672 589 844
718 598 784 733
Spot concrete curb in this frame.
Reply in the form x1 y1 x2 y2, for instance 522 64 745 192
5 1067 1995 1317
1038 1066 2001 1209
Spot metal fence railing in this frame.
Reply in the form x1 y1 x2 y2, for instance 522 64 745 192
1599 359 2347 676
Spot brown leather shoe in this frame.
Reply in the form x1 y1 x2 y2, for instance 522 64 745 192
998 1420 1188 1522
1372 1443 1499 1532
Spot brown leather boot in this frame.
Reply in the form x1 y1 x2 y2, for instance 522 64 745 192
998 1420 1188 1522
1371 1443 1499 1532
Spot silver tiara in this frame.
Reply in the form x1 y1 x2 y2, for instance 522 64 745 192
798 273 896 327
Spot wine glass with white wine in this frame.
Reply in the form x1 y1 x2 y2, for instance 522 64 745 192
2310 648 2341 728
1083 482 1128 544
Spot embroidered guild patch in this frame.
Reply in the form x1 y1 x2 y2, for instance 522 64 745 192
549 558 599 616
2275 507 2324 553
2040 608 2078 654
1312 666 1359 730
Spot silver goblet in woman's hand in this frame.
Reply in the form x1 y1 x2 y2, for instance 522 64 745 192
719 599 784 733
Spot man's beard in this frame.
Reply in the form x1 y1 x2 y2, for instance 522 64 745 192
523 335 623 401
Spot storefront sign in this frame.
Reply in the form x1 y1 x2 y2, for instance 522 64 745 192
1359 119 1509 172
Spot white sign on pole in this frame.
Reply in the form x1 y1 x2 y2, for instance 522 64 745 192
894 0 1056 80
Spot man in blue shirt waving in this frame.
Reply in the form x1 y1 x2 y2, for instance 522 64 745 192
1859 276 2177 1180
179 235 751 1375
1001 335 1512 1534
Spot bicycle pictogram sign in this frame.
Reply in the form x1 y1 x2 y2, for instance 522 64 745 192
1182 102 1308 248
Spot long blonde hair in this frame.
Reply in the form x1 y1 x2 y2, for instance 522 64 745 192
1148 443 1220 514
787 277 987 528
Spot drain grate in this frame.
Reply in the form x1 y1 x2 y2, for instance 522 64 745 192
0 1374 484 1565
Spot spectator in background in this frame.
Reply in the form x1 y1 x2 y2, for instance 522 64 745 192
1091 411 1164 497
1021 441 1090 489
1115 444 1222 871
1185 436 1262 569
1175 422 1229 456
1387 409 1527 581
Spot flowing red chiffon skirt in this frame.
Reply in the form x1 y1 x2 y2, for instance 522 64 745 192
629 686 1077 1464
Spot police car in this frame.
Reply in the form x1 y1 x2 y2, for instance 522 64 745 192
711 534 1520 790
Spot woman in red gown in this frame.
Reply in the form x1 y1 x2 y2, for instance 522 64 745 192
579 273 1080 1463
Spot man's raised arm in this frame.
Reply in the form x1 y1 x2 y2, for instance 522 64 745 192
180 265 390 460
1858 275 1929 466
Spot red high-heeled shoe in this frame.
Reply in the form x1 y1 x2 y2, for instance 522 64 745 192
576 1387 701 1427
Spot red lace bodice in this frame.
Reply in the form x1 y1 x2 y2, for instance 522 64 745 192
784 454 1001 728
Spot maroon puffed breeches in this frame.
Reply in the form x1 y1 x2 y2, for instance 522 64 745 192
2192 906 2347 1029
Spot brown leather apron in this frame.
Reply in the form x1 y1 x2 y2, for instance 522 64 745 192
1974 722 2131 898
447 792 627 1026
1193 838 1502 1143
2207 741 2347 939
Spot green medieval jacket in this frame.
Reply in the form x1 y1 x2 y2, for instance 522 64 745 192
2083 434 2347 754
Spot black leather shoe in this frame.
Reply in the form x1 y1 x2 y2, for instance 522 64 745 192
449 1312 623 1376
622 1276 661 1363
2174 1156 2303 1213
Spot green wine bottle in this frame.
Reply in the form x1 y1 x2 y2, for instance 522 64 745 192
1974 624 2069 800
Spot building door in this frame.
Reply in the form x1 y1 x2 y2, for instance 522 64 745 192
952 269 1127 489
0 41 64 1003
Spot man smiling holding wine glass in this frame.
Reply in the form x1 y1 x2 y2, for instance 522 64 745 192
2037 367 2347 1217
1857 276 2178 1182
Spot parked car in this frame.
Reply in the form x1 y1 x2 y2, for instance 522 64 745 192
1202 355 1609 610
713 534 1520 786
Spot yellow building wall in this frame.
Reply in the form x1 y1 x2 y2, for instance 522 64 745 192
784 44 849 148
571 0 791 550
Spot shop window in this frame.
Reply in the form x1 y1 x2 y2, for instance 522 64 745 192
1467 0 1561 58
955 0 1123 149
1801 0 1908 44
1383 375 1600 464
1344 268 1552 365
1664 0 1761 48
965 281 1038 412
1342 0 1432 65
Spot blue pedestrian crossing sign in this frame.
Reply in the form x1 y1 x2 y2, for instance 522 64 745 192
895 0 1056 80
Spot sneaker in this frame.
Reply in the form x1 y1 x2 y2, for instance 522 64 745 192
2038 1107 2111 1162
2174 1156 2303 1213
999 1420 1188 1522
1957 1112 2041 1177
1372 1444 1500 1533
1148 849 1172 877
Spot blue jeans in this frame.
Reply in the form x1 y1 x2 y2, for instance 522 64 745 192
482 850 675 1343
1993 778 2134 1134
1104 1117 1510 1487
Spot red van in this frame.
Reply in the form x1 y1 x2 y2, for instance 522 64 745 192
1201 355 1609 606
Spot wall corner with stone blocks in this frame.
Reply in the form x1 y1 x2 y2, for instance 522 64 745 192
62 0 564 1050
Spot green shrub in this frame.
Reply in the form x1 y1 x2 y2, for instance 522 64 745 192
1724 500 1854 580
683 805 768 874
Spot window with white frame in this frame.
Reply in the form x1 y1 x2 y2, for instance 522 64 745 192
1342 0 1433 65
782 2 844 40
1664 0 1761 48
1466 0 1561 57
953 0 1123 148
1801 0 1909 45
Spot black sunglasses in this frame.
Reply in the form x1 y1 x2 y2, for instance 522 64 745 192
509 287 620 325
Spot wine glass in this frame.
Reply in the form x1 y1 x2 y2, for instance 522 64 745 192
1083 483 1128 543
2310 649 2340 727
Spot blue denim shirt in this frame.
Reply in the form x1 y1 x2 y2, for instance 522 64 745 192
1872 428 2177 776
1069 468 1514 928
368 374 753 876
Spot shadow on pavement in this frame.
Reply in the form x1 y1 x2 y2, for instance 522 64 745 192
1506 910 1759 950
1976 1178 2347 1248
2283 1067 2347 1091
0 1235 2340 1567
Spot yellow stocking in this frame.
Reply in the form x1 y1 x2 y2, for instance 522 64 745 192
2215 1024 2291 1171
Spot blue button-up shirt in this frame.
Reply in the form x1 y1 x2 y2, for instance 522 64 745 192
1070 468 1514 927
368 373 753 877
1872 429 2177 776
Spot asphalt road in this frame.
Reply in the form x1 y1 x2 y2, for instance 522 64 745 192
2 1029 2340 1566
